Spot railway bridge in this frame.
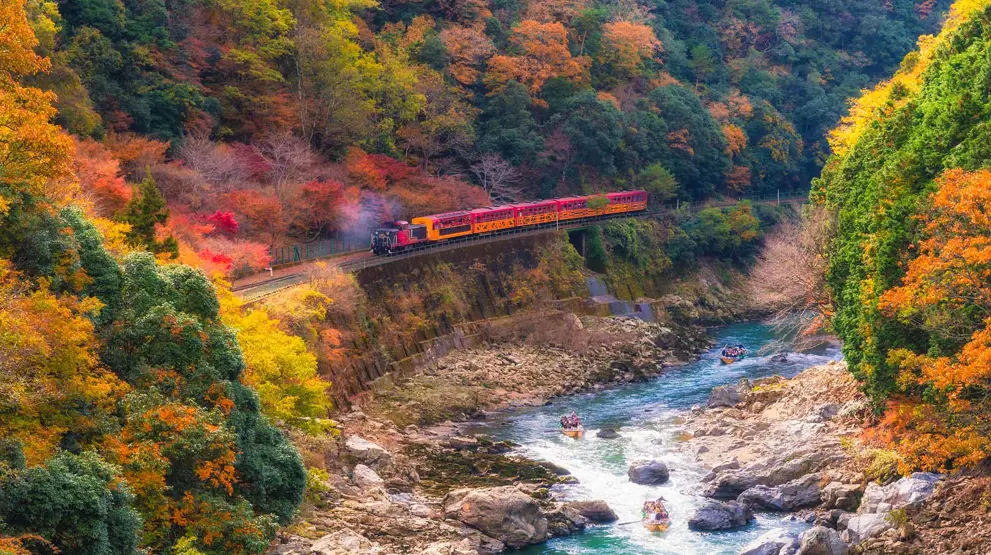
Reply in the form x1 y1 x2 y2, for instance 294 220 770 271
232 191 808 303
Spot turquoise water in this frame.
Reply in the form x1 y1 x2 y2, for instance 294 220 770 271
466 322 843 554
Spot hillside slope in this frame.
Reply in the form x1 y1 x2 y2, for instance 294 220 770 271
814 0 991 472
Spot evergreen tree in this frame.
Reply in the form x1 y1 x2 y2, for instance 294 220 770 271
121 167 178 257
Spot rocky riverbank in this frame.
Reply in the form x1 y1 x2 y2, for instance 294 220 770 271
677 362 983 555
273 313 710 554
356 315 711 427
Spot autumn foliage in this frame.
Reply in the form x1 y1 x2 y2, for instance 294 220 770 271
815 1 991 475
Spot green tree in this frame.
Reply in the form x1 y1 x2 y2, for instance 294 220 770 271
563 91 624 175
634 163 679 201
121 168 178 257
0 450 142 555
477 81 544 165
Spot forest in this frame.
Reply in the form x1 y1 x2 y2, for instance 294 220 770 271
0 0 962 553
814 0 991 475
5 0 948 279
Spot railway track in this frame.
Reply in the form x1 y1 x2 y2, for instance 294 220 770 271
234 192 808 304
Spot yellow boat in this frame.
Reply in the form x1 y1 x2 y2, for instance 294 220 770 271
720 356 737 365
642 517 670 532
561 426 584 438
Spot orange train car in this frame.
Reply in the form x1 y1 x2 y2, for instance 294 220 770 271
411 211 474 241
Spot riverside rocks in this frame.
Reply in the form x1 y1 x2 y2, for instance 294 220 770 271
358 315 712 428
858 472 942 513
739 529 800 555
442 486 551 548
796 526 848 555
565 500 619 523
346 436 392 467
688 500 754 531
596 428 620 439
627 459 670 485
737 473 823 511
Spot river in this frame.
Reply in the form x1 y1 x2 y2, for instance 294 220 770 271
465 322 843 554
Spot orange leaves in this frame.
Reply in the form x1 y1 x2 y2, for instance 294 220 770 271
0 0 49 77
600 21 662 76
874 168 991 473
865 398 989 474
722 124 748 156
485 20 589 101
725 165 752 193
667 128 694 155
440 25 495 86
74 137 133 215
0 259 127 465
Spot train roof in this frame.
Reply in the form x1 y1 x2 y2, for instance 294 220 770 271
416 210 472 220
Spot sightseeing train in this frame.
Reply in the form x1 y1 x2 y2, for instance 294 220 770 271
370 190 648 255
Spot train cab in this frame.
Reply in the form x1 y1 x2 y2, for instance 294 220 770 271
370 220 427 254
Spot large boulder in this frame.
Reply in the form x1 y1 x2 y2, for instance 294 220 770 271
310 529 383 555
859 472 942 514
737 473 822 511
841 513 893 544
346 436 391 466
703 446 843 499
740 529 800 555
688 500 754 531
707 383 747 408
596 428 621 439
443 486 549 549
795 526 848 555
627 460 670 485
352 464 385 492
565 500 618 523
820 483 862 511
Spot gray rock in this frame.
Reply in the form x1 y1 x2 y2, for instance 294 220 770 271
821 483 862 511
737 473 822 511
443 486 549 549
310 529 383 555
688 500 754 531
565 500 618 523
707 383 745 408
346 436 391 466
703 446 843 499
859 472 942 514
795 526 848 555
841 512 892 544
536 460 571 476
352 464 385 491
712 458 741 474
627 459 670 485
740 528 800 555
596 428 621 439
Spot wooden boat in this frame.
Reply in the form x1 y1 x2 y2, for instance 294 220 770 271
561 426 585 438
642 516 670 532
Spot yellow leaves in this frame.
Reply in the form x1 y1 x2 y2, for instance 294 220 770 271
0 258 127 465
722 123 747 156
600 21 662 76
220 289 333 433
0 0 49 76
440 25 495 86
0 0 75 210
